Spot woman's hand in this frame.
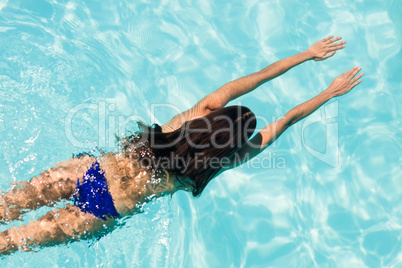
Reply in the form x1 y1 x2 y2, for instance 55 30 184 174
326 67 364 97
307 36 346 61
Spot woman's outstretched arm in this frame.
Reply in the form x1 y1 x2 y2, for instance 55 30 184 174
162 36 346 132
222 66 363 170
199 35 346 111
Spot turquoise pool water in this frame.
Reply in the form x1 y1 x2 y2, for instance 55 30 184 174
0 0 401 266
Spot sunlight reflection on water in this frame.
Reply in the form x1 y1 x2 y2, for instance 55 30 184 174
0 0 401 266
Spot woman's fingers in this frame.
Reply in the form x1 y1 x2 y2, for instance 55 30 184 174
351 72 364 83
348 67 364 89
322 35 334 42
348 67 357 77
329 44 346 52
323 51 336 59
329 41 346 48
351 79 362 88
348 66 360 78
326 36 342 44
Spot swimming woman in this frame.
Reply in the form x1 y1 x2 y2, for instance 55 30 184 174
0 36 363 254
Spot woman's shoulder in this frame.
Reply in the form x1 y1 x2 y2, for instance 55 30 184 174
161 106 212 133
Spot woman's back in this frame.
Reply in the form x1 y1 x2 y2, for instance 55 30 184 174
98 152 176 216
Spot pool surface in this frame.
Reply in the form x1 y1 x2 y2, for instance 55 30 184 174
0 0 401 267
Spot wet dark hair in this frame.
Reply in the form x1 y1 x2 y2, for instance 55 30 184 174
121 106 256 197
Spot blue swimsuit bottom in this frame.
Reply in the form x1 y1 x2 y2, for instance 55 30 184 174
72 161 120 220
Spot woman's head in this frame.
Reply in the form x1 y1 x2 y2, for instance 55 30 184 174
123 106 256 197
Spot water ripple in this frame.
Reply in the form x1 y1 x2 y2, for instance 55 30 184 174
0 0 401 266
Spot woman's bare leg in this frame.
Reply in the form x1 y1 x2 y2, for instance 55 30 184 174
0 155 96 222
0 204 116 255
